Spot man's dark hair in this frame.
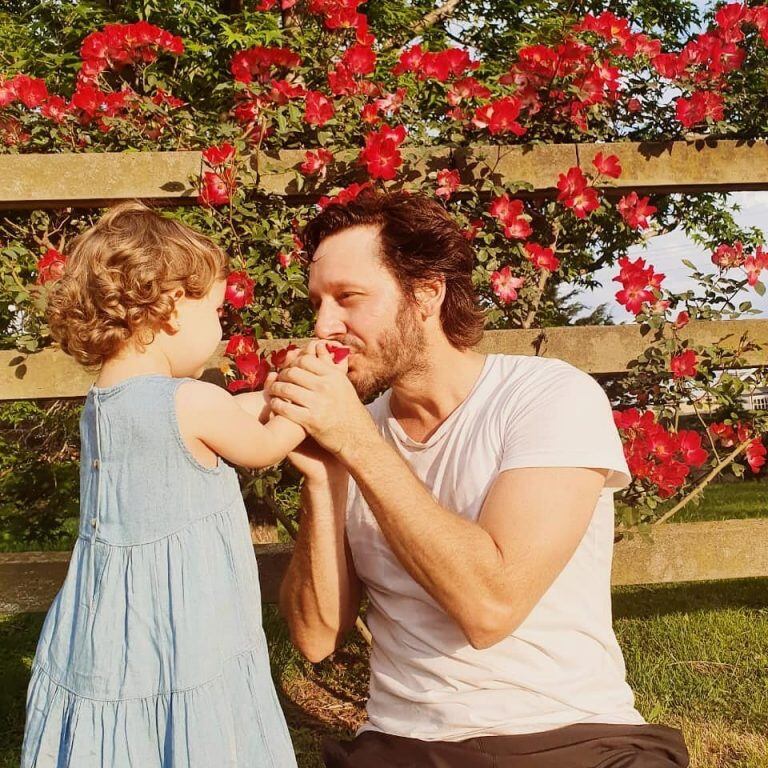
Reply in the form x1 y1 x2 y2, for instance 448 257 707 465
302 191 485 349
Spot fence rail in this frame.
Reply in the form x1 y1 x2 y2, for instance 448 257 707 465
1 518 766 613
2 320 767 400
3 140 768 209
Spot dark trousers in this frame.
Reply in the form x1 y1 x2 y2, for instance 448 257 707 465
322 723 689 768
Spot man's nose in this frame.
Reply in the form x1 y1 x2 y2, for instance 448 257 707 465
313 303 346 339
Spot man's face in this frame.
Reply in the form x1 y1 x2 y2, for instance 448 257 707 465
308 224 426 399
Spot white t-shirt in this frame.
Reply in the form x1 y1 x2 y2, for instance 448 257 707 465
345 354 644 741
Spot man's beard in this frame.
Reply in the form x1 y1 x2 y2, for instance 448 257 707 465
345 298 427 401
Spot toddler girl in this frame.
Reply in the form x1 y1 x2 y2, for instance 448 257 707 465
21 201 325 767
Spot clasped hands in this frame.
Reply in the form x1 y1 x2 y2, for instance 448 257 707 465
266 341 372 459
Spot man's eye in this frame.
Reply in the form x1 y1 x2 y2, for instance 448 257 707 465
339 292 358 301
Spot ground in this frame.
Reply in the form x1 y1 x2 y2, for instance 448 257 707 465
1 479 766 767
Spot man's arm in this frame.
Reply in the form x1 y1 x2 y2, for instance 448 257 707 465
341 430 607 649
269 351 609 649
278 445 363 662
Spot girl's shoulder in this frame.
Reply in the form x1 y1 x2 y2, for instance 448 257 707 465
173 378 234 453
174 378 232 418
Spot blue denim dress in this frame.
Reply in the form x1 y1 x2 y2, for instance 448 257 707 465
22 374 298 768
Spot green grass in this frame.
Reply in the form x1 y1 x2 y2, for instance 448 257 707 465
615 478 768 525
614 580 768 768
0 612 39 768
5 581 765 768
664 479 768 523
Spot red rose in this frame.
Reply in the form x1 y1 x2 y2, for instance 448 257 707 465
359 124 407 180
617 192 656 230
524 242 560 272
592 152 622 179
435 169 460 200
203 142 235 166
557 167 600 218
36 248 67 285
490 267 524 304
304 90 335 126
228 352 271 393
670 349 698 379
270 343 299 369
746 439 767 473
674 310 691 329
675 91 724 129
342 44 376 76
225 334 257 357
300 148 334 176
225 271 255 309
198 171 231 206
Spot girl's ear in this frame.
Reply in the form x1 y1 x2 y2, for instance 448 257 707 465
165 288 185 333
413 277 445 320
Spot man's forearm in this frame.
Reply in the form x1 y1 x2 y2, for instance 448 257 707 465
339 428 510 647
279 475 360 662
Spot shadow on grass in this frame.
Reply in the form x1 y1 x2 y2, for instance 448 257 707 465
613 578 768 620
0 612 44 768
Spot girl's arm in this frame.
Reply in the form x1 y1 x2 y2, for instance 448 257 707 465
232 390 272 422
176 380 305 469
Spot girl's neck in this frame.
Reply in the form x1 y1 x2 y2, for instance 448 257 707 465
95 347 173 389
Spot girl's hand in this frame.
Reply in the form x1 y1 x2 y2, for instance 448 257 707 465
269 343 373 458
263 371 278 409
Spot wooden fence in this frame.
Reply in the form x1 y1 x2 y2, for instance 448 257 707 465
1 140 767 614
4 139 768 210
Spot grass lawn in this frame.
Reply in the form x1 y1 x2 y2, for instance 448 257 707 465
2 478 766 765
614 478 768 525
614 580 768 768
662 479 767 523
3 578 767 768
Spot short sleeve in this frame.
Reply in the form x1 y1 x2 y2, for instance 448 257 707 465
500 361 631 489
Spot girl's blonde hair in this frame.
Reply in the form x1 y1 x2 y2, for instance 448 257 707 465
47 201 230 368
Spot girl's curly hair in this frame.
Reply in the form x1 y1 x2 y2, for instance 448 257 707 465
47 201 230 368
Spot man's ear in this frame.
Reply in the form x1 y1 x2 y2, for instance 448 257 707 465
413 277 446 319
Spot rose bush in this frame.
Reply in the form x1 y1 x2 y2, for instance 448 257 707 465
0 0 766 542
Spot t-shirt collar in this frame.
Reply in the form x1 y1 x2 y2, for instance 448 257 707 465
385 354 495 450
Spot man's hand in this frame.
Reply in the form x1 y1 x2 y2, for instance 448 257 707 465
269 342 375 458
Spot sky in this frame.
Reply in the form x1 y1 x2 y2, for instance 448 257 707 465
571 192 768 322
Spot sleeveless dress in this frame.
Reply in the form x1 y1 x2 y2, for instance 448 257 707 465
21 374 298 768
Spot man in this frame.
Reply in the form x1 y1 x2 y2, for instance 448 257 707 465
269 192 689 768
